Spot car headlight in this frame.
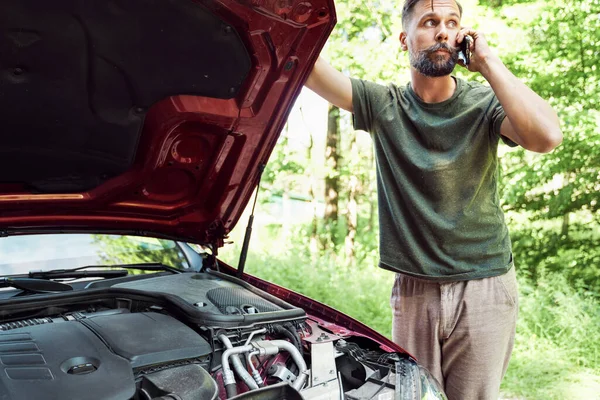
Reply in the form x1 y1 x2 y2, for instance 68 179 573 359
418 364 447 400
337 341 447 400
393 359 447 400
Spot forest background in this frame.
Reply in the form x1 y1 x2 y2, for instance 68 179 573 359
218 0 600 398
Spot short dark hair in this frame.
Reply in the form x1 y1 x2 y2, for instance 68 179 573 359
401 0 463 28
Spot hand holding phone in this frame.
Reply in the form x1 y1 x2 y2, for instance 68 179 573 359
458 35 473 66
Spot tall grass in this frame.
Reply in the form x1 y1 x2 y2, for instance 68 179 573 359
502 275 600 399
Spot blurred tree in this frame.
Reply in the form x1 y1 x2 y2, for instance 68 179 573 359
493 0 600 290
323 104 341 250
478 0 537 7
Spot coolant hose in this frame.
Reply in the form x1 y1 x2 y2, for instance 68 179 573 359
219 335 259 394
273 325 299 351
283 322 302 351
268 340 308 391
247 351 264 387
225 384 237 399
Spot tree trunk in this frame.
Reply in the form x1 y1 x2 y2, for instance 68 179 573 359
307 130 319 257
344 128 360 264
323 104 340 249
345 175 358 264
298 105 319 258
561 212 570 238
560 172 573 238
280 124 291 243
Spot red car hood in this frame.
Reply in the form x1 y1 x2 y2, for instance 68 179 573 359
0 0 334 246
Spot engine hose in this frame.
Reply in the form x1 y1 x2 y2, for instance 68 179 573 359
283 322 302 351
247 351 265 387
268 340 308 391
218 335 259 394
272 325 301 352
225 384 237 399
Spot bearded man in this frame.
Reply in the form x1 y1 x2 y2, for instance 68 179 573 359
305 0 562 399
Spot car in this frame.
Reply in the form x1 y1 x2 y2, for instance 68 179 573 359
0 0 447 399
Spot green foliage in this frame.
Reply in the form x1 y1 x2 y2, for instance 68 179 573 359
501 113 600 218
494 0 600 295
521 1 600 110
92 235 189 272
516 274 600 370
478 0 538 8
262 132 306 199
498 0 600 215
503 273 600 399
325 0 405 82
510 221 600 293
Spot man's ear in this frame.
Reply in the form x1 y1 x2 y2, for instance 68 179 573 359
399 32 408 51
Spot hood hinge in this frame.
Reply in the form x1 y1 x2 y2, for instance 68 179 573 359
205 220 226 254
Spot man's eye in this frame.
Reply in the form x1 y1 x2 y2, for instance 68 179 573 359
424 20 436 27
448 21 458 28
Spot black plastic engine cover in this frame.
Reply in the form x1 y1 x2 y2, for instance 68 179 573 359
82 312 211 368
0 321 134 400
0 311 212 399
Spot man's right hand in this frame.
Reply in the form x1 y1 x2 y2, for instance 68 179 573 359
304 57 353 113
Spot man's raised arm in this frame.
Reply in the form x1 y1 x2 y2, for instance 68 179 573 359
305 57 354 113
457 28 563 153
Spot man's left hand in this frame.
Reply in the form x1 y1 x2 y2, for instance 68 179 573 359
456 28 495 73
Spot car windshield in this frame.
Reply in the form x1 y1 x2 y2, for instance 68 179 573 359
0 234 189 276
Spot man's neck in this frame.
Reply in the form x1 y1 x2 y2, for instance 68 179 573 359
410 71 456 103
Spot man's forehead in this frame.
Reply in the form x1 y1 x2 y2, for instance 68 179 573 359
413 0 461 16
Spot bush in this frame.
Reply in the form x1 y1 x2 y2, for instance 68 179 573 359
509 220 600 296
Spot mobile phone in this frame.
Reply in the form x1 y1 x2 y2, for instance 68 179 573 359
458 35 472 65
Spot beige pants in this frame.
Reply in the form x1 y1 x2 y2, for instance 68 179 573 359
390 267 518 400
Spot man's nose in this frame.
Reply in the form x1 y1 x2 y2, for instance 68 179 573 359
435 25 449 42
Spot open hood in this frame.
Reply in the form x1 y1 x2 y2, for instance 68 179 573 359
0 0 335 246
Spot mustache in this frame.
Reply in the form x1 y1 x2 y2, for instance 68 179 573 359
423 42 459 56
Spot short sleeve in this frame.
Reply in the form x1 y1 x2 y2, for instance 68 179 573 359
489 97 518 147
350 78 391 134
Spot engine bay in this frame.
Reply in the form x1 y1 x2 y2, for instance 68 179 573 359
0 270 438 400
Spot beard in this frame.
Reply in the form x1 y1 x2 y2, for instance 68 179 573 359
409 42 459 77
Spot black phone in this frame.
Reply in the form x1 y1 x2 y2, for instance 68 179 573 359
458 35 472 65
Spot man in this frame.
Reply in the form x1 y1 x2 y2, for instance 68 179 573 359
305 0 562 399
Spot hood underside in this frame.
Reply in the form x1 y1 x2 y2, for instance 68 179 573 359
0 0 334 245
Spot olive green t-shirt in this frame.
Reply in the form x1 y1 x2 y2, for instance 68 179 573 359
351 77 515 281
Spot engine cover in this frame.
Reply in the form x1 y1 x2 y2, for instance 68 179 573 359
82 312 211 368
0 312 212 400
0 321 134 400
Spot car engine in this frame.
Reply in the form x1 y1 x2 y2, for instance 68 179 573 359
0 271 445 399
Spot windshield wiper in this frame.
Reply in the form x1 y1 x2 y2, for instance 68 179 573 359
28 263 182 280
0 264 181 295
0 277 73 293
29 269 129 280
